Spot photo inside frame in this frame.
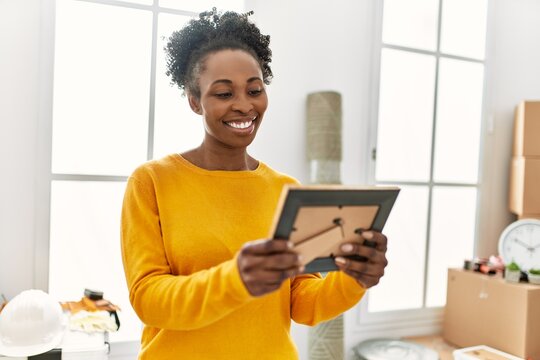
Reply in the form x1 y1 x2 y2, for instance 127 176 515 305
290 205 380 265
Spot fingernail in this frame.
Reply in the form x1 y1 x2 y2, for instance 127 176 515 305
335 257 347 265
362 231 374 240
298 255 304 263
299 266 305 273
341 244 354 252
287 241 294 249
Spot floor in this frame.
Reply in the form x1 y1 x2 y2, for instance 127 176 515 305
404 335 458 360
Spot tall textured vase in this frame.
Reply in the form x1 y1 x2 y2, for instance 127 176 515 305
306 91 344 360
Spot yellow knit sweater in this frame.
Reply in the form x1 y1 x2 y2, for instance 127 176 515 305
121 154 365 359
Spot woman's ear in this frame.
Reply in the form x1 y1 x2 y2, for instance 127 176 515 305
188 93 202 115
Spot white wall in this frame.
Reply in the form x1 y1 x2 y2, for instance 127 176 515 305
477 0 540 257
0 0 41 299
246 0 375 186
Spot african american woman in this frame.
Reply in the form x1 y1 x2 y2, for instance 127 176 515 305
121 8 388 359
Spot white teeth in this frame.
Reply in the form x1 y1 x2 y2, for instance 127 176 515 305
227 120 253 129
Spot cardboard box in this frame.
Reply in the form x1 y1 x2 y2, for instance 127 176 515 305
518 214 540 220
509 157 540 215
513 101 540 157
453 345 524 360
443 268 540 360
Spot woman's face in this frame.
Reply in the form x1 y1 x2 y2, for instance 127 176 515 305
189 49 268 150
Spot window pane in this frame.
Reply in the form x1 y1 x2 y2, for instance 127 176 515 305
382 0 439 51
123 0 153 4
49 181 141 342
153 13 204 159
369 185 429 312
159 0 244 13
426 186 476 307
53 0 152 176
433 58 484 184
376 49 436 182
440 0 488 60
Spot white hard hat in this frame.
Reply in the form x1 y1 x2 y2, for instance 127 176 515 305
0 289 66 357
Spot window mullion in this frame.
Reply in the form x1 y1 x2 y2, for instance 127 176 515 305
146 2 159 161
382 43 484 64
421 0 445 309
36 0 57 292
51 174 128 182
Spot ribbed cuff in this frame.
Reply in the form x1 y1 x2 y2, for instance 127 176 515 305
224 252 255 301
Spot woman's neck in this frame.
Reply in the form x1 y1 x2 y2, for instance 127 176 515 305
182 144 258 171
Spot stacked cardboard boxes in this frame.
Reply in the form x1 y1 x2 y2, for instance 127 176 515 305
509 101 540 219
443 269 540 359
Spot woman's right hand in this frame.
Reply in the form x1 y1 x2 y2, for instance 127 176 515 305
237 239 304 297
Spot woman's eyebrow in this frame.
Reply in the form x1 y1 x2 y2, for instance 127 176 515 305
210 77 262 86
211 79 233 86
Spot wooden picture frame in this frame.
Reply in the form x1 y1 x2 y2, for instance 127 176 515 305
269 185 400 273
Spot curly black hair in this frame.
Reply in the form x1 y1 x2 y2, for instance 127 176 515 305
165 8 272 99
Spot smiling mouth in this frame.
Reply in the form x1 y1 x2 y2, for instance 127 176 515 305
224 117 257 129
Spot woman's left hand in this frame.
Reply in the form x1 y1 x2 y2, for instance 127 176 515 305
334 230 388 289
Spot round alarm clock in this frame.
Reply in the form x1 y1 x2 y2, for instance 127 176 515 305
498 218 540 271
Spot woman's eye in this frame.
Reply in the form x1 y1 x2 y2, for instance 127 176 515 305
249 89 263 96
215 92 232 98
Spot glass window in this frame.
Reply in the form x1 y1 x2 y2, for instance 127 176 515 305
368 185 429 312
153 13 204 159
440 0 488 60
382 0 439 51
373 0 486 314
159 0 244 13
426 186 477 307
123 0 153 4
433 58 484 184
52 0 152 176
49 0 246 346
49 181 140 342
376 49 436 183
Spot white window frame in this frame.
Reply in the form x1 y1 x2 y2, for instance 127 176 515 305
347 0 490 343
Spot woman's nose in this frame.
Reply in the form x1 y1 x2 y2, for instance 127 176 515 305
231 94 254 113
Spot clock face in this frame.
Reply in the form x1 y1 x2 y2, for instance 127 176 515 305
498 219 540 271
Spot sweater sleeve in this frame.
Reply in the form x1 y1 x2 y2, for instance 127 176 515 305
290 271 366 326
120 175 254 331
